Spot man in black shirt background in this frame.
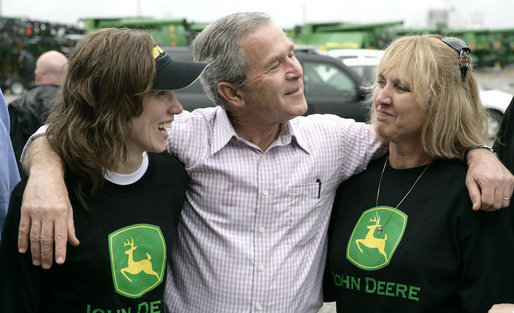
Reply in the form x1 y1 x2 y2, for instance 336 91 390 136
9 50 68 178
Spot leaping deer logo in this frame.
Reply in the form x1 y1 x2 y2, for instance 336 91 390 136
120 237 160 283
355 216 388 262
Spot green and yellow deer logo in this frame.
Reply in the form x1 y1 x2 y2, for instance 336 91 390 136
109 224 166 298
121 237 160 283
346 207 407 271
355 215 389 262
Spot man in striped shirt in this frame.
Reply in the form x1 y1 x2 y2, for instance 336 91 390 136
19 12 514 313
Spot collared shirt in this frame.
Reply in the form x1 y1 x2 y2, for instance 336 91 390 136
0 89 21 239
164 106 384 313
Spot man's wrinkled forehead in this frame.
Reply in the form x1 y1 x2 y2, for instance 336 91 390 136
241 24 293 64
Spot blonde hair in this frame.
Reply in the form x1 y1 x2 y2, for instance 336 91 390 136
371 34 488 159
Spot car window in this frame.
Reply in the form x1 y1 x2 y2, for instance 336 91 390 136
338 56 357 60
348 65 377 84
302 61 357 98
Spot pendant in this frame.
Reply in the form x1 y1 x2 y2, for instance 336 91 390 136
375 210 383 235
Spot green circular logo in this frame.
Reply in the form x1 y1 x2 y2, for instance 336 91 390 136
108 224 166 298
346 207 407 271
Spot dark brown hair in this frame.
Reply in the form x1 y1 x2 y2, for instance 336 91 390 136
46 28 157 208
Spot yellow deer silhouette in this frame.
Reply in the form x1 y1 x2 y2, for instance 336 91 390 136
355 216 388 262
121 237 160 283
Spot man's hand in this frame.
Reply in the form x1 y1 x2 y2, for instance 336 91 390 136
17 136 79 269
466 148 514 211
489 303 514 313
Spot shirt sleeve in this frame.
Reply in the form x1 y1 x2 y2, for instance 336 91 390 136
19 123 49 164
335 117 387 180
165 109 213 169
0 91 21 238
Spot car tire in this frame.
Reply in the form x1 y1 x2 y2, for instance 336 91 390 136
486 109 503 141
10 80 25 95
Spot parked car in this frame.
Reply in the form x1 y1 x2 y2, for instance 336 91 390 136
0 73 27 95
164 46 371 122
479 87 513 140
327 48 385 61
327 49 384 84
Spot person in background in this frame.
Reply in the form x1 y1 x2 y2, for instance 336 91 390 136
0 28 207 312
9 50 68 179
17 12 514 313
0 89 21 241
488 97 514 313
493 96 514 230
493 96 514 174
324 34 514 312
16 46 36 89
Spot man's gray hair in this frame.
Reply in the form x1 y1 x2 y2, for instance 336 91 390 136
191 12 273 107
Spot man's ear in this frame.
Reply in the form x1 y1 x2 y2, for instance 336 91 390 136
218 82 245 108
34 69 41 84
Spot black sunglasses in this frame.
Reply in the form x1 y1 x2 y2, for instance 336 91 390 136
441 36 471 81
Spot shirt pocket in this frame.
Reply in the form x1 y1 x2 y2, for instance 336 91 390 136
285 181 326 247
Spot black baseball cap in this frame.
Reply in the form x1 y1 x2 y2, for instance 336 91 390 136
152 44 208 90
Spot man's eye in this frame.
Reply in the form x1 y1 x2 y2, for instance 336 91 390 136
269 61 280 70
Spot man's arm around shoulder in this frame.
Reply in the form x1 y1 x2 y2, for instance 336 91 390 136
19 135 79 269
465 148 514 211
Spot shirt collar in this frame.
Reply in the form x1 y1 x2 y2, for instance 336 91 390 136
288 118 312 154
210 107 238 155
210 108 311 155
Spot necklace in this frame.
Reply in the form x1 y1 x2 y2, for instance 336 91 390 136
375 157 431 235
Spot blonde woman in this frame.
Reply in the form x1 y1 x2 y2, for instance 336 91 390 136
324 35 514 312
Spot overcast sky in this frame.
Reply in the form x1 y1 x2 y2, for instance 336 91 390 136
2 0 513 30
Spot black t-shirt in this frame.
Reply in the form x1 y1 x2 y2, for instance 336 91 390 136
0 152 187 313
493 96 514 174
324 156 514 313
493 97 514 232
8 84 60 179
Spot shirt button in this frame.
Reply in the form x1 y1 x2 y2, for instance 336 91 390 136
262 155 266 160
256 304 262 311
259 227 265 234
263 190 269 196
259 265 265 272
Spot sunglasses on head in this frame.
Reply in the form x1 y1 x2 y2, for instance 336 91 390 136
441 36 471 81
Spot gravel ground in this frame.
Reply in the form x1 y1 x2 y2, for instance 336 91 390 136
475 67 514 95
318 302 336 313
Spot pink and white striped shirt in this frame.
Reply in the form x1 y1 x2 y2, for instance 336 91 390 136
164 106 384 313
